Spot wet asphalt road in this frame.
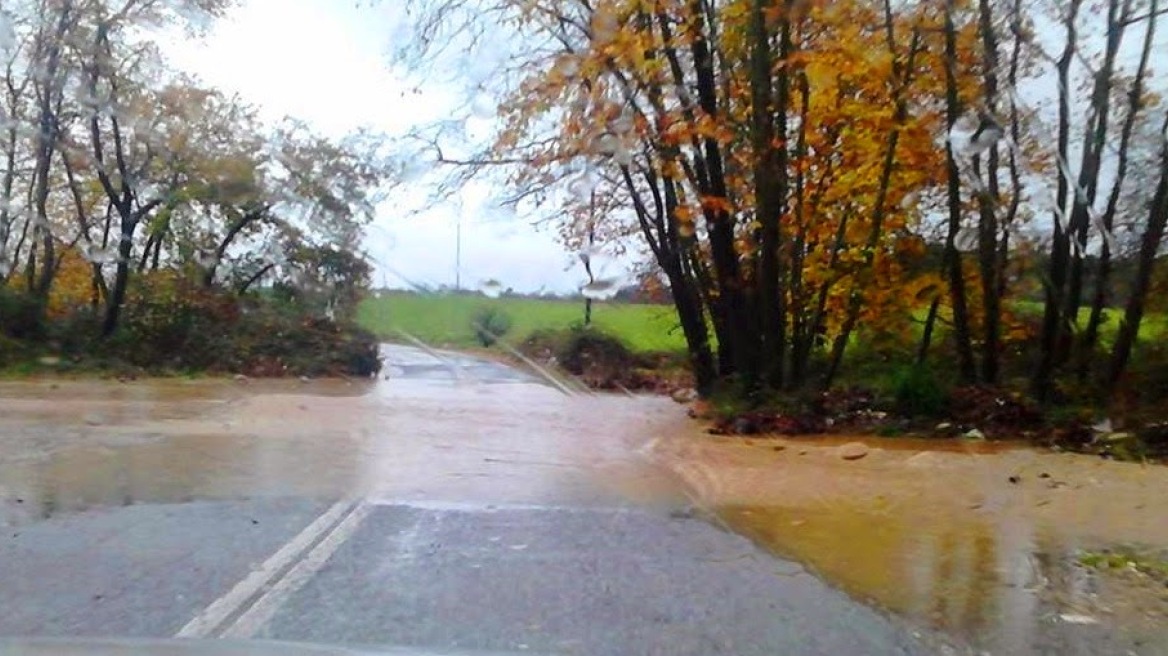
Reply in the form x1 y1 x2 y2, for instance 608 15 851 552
0 346 949 655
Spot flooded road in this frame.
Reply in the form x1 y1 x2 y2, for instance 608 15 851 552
2 344 1166 654
0 346 687 523
651 434 1168 654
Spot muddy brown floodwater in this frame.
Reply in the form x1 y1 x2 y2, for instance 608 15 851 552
2 352 1167 654
651 433 1168 654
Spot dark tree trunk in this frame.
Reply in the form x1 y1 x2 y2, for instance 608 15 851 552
1081 0 1156 380
690 0 754 388
1108 119 1168 388
943 0 977 383
975 0 1002 384
749 0 790 390
1063 0 1127 346
1034 0 1082 398
101 221 135 337
29 1 73 304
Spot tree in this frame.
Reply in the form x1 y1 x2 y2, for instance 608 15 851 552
397 0 1168 403
0 0 390 350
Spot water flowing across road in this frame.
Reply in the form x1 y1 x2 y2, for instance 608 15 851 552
1 345 1165 654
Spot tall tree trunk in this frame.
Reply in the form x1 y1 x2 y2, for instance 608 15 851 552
749 0 790 390
690 0 754 388
788 64 811 388
1034 0 1083 398
29 0 73 303
621 165 718 393
101 219 135 337
943 0 977 383
975 0 1002 384
1108 115 1168 388
1063 0 1128 342
823 7 921 388
1081 0 1156 380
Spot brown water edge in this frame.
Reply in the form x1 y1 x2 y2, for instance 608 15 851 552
5 372 1168 652
650 432 1168 653
0 376 690 526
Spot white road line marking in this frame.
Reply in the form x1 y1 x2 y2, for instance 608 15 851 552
174 499 356 639
219 502 373 639
366 498 633 513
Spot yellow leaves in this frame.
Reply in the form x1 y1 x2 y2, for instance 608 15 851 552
46 248 94 320
660 160 684 181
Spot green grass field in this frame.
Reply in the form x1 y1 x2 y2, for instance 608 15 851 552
358 292 1165 359
1010 300 1167 344
357 292 688 353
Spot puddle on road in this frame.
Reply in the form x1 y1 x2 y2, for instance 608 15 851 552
651 433 1168 653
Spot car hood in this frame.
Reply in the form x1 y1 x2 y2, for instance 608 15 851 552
0 638 543 656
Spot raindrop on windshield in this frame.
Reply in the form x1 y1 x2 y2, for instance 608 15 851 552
470 91 496 119
613 146 634 167
591 8 620 44
610 112 635 135
581 277 621 301
965 117 1004 156
480 279 504 299
578 245 598 267
555 54 580 78
0 13 15 53
195 250 219 268
399 157 429 183
567 173 598 201
955 227 979 252
83 243 119 265
591 133 621 156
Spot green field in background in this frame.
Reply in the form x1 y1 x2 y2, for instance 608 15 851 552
357 292 688 353
358 292 1164 357
1010 300 1166 345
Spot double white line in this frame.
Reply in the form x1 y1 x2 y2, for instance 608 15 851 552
175 499 371 640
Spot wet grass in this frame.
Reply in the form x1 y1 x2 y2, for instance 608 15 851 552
357 291 687 354
1079 548 1168 585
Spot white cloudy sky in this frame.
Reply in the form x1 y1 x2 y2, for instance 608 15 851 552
164 0 595 294
163 1 1168 290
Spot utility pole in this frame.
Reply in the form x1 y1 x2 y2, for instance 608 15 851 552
455 219 462 292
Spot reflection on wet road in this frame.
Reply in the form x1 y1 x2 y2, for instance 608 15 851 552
0 345 687 523
653 434 1168 654
1 344 1166 654
0 344 938 655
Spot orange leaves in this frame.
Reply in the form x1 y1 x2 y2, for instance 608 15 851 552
700 195 733 214
490 0 977 349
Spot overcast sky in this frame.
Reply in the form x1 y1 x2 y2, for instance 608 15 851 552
164 0 596 294
163 1 1168 291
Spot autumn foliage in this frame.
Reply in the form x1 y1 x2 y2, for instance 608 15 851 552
406 0 1168 407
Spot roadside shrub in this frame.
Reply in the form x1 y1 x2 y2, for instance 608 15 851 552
0 288 46 340
471 306 513 347
891 363 946 417
47 306 102 358
115 277 239 370
558 326 632 375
